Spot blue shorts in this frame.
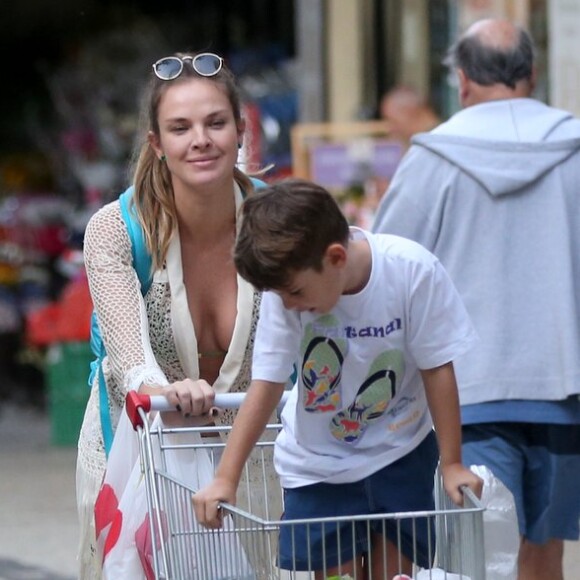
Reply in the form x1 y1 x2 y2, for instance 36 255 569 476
462 422 580 543
278 431 438 571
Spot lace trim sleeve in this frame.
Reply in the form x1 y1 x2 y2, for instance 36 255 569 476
84 201 167 402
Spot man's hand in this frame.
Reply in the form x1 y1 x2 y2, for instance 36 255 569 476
192 477 237 529
441 462 483 506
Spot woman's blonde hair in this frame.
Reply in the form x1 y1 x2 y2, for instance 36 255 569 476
129 52 254 272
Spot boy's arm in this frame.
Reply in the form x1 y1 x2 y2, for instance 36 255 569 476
192 379 285 528
421 361 483 504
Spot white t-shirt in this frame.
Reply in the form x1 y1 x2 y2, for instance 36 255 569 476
252 230 478 488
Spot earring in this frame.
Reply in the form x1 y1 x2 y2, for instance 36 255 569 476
237 143 242 149
160 154 166 162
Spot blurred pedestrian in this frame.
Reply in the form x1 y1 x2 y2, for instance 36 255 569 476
76 51 269 578
373 18 580 580
379 85 440 149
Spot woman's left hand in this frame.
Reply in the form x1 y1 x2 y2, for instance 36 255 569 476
139 378 219 424
162 378 216 417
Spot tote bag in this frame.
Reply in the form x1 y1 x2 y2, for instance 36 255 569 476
94 403 255 579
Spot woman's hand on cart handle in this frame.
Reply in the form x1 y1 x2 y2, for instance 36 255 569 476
134 378 216 426
126 390 290 428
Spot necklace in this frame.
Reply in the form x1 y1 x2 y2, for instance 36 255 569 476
197 350 228 359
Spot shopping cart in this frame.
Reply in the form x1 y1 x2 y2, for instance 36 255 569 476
126 392 486 580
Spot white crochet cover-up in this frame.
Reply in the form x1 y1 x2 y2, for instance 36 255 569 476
77 199 259 483
76 191 278 579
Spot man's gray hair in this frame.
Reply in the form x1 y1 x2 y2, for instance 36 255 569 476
445 25 535 89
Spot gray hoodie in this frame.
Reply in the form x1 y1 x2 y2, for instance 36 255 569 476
372 98 580 406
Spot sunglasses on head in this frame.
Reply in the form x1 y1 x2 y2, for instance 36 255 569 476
152 52 224 81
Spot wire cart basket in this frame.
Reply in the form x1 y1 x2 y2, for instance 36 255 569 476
126 392 486 580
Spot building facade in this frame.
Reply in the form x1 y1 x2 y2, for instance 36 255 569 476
295 0 579 124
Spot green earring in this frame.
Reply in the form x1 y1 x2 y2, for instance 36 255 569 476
160 154 166 162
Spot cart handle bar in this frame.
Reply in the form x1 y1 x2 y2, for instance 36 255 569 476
126 390 290 430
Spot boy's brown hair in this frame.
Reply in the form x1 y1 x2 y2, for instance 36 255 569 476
234 179 350 290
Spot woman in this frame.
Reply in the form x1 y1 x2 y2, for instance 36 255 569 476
76 52 267 578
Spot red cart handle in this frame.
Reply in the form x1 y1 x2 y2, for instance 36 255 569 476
126 391 153 429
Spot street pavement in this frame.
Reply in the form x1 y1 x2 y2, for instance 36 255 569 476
0 403 77 580
0 401 579 580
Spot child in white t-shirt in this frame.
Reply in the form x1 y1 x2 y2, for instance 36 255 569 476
193 179 482 579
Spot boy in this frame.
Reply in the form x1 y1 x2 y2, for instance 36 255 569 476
193 179 482 578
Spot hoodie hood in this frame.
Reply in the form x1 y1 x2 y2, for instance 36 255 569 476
412 98 580 196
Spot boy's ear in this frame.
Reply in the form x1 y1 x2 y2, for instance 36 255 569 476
325 243 348 267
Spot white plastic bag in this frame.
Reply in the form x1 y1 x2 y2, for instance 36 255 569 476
95 407 255 579
416 570 470 579
469 465 519 580
394 571 469 580
94 405 145 578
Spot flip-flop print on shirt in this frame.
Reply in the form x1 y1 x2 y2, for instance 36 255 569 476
330 349 405 443
301 317 347 412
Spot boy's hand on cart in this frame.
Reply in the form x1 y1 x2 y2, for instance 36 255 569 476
192 477 237 529
441 462 483 505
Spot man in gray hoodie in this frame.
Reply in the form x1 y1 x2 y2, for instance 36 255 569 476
373 18 580 580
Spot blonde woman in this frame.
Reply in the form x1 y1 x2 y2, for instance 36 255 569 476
76 52 271 578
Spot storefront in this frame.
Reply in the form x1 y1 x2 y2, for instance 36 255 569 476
301 0 553 125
